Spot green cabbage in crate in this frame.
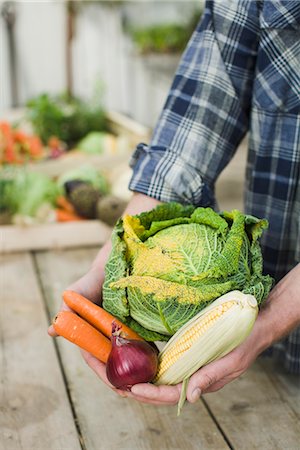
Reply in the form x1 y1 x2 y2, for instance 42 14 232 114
57 165 109 195
102 203 273 341
77 132 107 154
0 168 60 218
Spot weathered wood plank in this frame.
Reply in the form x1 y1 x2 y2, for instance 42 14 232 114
2 108 150 179
36 248 230 450
0 220 112 254
27 152 131 179
0 253 82 450
259 358 300 417
203 358 300 450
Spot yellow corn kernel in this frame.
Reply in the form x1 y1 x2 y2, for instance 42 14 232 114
156 300 236 379
154 291 258 387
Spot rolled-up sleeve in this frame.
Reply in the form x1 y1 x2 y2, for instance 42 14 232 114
129 0 260 206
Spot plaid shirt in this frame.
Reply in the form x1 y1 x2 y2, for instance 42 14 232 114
129 0 300 373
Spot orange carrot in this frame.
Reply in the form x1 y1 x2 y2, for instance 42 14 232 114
63 290 144 341
56 195 76 214
53 311 112 363
55 209 83 222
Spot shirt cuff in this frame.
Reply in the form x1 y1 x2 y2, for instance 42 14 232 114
128 143 216 208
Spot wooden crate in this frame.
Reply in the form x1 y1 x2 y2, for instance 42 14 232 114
28 110 151 178
0 220 112 254
0 109 150 252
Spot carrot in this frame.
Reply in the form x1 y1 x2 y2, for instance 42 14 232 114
55 209 83 222
63 290 144 341
53 311 111 363
56 195 76 214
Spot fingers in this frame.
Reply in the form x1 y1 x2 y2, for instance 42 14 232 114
48 271 103 338
82 348 183 405
131 382 182 405
68 269 104 305
47 325 57 337
186 350 247 402
187 368 219 401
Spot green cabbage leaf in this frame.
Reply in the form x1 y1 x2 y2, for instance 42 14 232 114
102 203 273 341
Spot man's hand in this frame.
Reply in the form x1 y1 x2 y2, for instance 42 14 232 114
49 253 300 405
80 321 258 406
122 264 300 405
48 192 160 339
47 240 111 337
128 317 263 405
48 193 162 400
49 185 300 407
70 297 263 405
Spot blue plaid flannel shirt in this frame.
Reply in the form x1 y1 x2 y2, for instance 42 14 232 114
129 0 300 373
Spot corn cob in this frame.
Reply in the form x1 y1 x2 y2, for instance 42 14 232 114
154 290 258 386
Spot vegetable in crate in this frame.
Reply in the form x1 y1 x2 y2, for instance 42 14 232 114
69 184 100 219
77 131 116 155
0 169 15 224
26 93 106 146
58 165 110 197
96 195 128 226
0 168 60 224
0 121 44 164
58 165 110 219
102 203 273 342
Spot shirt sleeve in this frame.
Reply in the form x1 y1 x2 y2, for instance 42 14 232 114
129 0 261 206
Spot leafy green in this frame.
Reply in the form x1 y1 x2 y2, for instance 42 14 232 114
131 23 191 54
26 93 106 146
102 203 273 341
77 132 107 154
0 167 16 213
57 165 110 195
0 168 60 217
128 10 202 54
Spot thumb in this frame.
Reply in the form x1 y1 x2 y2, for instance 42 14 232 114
186 367 219 403
186 352 241 402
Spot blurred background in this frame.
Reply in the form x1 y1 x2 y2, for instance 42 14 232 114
1 0 202 125
0 0 245 248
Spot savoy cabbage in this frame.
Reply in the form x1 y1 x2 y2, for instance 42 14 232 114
102 203 273 341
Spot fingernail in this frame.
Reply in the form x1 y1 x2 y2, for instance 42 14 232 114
130 385 140 395
119 391 128 398
115 389 128 398
191 388 201 403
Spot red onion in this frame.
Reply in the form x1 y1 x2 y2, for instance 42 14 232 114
106 323 158 391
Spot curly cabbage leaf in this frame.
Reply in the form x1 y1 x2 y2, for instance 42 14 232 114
102 203 273 341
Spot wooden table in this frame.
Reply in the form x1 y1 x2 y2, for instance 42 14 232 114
1 247 300 450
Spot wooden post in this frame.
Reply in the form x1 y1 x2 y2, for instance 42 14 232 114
1 1 18 106
66 0 76 98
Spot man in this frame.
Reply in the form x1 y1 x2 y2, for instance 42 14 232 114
49 0 300 405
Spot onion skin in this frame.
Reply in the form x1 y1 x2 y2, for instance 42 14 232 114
106 334 158 391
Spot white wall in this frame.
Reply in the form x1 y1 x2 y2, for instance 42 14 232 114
0 1 201 127
72 3 131 114
0 1 11 110
1 1 66 109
